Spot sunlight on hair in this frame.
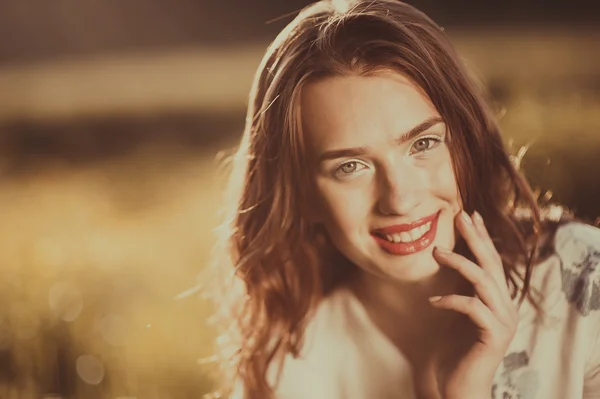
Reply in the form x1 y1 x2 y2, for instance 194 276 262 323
509 142 535 170
331 0 351 13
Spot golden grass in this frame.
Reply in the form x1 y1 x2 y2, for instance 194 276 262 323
0 142 232 398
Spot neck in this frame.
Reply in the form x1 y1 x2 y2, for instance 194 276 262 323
348 266 473 335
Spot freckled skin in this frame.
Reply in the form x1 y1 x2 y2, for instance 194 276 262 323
301 72 462 282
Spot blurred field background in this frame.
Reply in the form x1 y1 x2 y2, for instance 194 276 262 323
0 0 598 398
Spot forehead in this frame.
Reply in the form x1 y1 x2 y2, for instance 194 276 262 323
300 72 440 152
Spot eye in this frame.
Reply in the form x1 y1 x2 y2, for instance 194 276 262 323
340 161 359 173
410 136 443 154
333 160 367 179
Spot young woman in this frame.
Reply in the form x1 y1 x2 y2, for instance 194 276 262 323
212 1 600 398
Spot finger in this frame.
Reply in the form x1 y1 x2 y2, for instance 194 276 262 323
428 294 498 332
456 211 505 287
471 211 511 296
433 247 510 319
471 212 493 247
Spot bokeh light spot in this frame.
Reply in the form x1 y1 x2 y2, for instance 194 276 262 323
76 355 105 385
49 282 84 322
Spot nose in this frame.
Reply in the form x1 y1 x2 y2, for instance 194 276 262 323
376 163 421 216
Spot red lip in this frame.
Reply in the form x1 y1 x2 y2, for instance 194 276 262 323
371 211 440 256
373 211 440 234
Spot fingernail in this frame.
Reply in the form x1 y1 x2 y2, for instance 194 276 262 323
434 246 452 255
473 211 484 225
461 210 472 225
428 296 443 303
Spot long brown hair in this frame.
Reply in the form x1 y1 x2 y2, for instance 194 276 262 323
212 1 543 397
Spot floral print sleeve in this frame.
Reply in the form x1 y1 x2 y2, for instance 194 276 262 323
492 222 600 399
552 222 600 398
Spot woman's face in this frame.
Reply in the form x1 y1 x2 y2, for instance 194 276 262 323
301 71 463 282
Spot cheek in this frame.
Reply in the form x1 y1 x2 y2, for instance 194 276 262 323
315 180 372 233
426 150 461 202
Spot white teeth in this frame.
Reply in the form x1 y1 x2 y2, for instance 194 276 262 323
409 229 421 241
380 221 433 244
421 222 432 235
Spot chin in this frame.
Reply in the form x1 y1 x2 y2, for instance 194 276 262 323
382 250 441 282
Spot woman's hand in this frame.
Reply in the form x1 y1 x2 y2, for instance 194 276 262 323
429 211 518 399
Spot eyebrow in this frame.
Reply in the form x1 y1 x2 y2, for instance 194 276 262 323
318 116 444 163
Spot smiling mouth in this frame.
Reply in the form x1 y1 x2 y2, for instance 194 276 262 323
371 211 440 255
373 221 432 243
